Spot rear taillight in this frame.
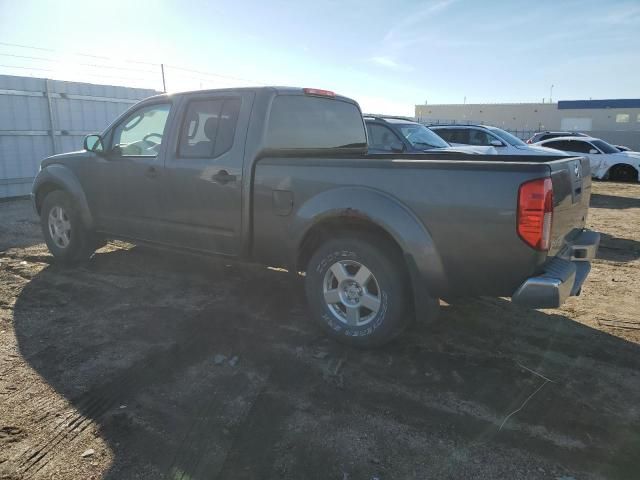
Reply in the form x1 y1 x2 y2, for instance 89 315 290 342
517 177 553 251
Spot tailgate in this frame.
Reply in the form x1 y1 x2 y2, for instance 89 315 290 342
548 156 591 256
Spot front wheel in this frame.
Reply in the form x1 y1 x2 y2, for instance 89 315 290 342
40 190 95 264
304 235 414 347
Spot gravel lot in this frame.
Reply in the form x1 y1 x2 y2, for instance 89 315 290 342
1 181 639 480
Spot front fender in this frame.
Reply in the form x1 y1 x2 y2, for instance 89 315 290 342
32 164 93 229
290 186 448 295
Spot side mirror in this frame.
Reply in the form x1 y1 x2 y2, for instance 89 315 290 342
390 141 405 153
83 134 104 154
489 140 505 147
589 149 599 154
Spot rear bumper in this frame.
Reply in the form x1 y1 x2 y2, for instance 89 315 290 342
512 230 600 309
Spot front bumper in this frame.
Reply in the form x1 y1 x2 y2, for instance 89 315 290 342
512 230 600 309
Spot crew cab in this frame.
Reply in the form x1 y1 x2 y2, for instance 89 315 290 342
32 87 600 347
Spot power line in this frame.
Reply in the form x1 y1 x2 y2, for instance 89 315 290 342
0 40 268 88
0 64 55 72
0 63 154 83
0 52 159 74
164 64 266 86
167 71 256 86
0 41 159 66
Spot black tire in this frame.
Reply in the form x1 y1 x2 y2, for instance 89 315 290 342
40 190 95 264
304 235 414 348
608 165 639 183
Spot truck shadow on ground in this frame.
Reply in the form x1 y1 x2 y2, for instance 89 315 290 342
590 192 640 210
596 232 640 262
11 246 640 480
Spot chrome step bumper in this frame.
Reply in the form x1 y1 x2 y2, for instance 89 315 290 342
512 230 600 309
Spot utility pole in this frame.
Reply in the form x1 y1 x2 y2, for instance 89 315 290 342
161 63 167 93
550 84 554 103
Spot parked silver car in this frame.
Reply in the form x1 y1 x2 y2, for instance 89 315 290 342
431 125 568 156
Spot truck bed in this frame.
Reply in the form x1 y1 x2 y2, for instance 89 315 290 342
251 153 590 298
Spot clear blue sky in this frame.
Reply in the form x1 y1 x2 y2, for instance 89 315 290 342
1 0 639 115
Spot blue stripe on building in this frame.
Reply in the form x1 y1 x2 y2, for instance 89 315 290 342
558 99 640 110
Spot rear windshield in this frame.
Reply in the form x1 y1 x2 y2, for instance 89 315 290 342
266 95 366 149
488 127 527 146
397 124 449 149
591 139 619 154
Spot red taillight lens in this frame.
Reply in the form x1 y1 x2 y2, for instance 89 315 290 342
517 177 553 250
303 88 336 97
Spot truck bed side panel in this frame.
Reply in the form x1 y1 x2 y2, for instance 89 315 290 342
252 157 553 297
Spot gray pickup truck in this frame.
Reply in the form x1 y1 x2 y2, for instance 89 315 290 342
32 87 599 347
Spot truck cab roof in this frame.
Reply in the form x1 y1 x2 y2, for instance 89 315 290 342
147 86 359 105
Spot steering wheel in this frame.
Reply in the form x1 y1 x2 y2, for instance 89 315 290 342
142 133 163 144
405 131 418 141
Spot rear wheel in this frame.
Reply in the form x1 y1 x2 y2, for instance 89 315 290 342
608 164 639 182
40 190 96 264
304 235 414 347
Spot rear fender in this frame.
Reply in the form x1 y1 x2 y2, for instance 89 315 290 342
290 186 447 296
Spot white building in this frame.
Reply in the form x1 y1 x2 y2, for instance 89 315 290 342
415 99 640 150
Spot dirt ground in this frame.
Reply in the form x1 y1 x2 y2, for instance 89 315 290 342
0 181 639 480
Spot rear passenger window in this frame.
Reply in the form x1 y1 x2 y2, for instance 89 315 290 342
367 124 402 151
433 129 454 142
266 95 366 149
567 141 593 153
545 140 575 151
437 129 470 144
178 98 241 158
543 140 564 150
469 130 492 145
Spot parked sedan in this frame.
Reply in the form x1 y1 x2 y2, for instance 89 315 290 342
527 131 632 152
536 137 640 182
430 124 567 156
526 131 588 144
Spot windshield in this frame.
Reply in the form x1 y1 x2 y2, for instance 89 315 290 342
591 139 620 154
398 124 449 149
487 127 527 146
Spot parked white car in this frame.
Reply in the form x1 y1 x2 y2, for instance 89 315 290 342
430 125 568 156
535 137 640 182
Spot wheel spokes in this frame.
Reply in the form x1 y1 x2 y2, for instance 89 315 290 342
353 264 372 286
324 289 341 304
48 206 71 248
360 293 381 313
345 305 360 325
330 262 349 283
323 259 382 327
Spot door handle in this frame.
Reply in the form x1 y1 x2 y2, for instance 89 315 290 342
145 166 159 178
212 170 237 184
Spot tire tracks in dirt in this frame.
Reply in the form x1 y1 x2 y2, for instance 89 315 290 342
13 305 256 478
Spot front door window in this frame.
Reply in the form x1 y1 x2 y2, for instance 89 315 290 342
112 103 171 157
